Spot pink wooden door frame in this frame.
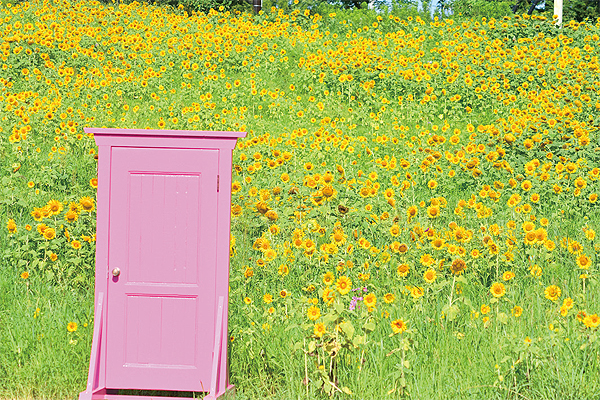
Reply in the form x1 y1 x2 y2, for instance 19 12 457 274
79 128 246 400
106 147 219 390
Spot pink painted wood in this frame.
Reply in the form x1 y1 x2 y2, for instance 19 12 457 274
79 128 245 400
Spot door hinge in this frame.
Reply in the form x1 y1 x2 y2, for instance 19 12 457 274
217 175 220 192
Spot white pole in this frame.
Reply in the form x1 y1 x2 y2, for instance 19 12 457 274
554 0 563 26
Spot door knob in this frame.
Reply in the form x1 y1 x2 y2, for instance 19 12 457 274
112 267 121 277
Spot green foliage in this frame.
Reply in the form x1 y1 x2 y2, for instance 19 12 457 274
95 0 252 14
564 0 600 21
450 0 515 19
177 0 249 14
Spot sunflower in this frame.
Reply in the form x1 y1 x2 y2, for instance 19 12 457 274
397 263 410 277
397 243 409 254
322 288 335 305
544 285 561 301
307 306 321 321
524 231 537 245
420 254 435 266
278 264 289 276
427 205 440 218
265 210 278 221
67 322 78 332
406 205 418 220
576 254 591 269
364 293 377 310
582 314 600 329
314 323 326 338
323 271 335 286
64 210 78 222
423 268 437 283
264 248 277 261
490 282 506 298
31 208 44 221
256 201 269 214
454 226 472 243
390 318 407 334
562 297 574 310
544 240 556 251
263 294 273 304
502 271 515 281
522 221 535 232
410 286 424 299
574 177 587 189
335 276 352 295
389 224 400 237
521 180 532 191
7 219 17 234
46 199 63 215
330 228 346 245
585 229 596 240
383 293 395 304
432 237 445 250
511 306 523 317
530 193 540 203
322 185 335 198
359 187 370 198
450 258 467 275
79 196 95 212
43 227 56 240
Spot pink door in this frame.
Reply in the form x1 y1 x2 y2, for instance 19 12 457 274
106 147 219 392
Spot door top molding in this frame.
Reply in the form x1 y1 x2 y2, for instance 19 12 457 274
85 128 247 139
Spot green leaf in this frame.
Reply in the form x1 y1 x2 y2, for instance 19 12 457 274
322 313 337 325
341 387 353 395
308 340 316 353
497 312 509 324
301 323 313 330
459 297 472 308
45 270 54 282
364 321 376 332
353 335 365 346
334 300 344 315
339 321 355 339
442 304 460 321
399 376 407 388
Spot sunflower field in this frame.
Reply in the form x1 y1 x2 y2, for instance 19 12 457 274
1 0 600 398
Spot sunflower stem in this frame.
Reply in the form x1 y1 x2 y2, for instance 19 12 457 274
448 275 456 308
304 337 309 397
